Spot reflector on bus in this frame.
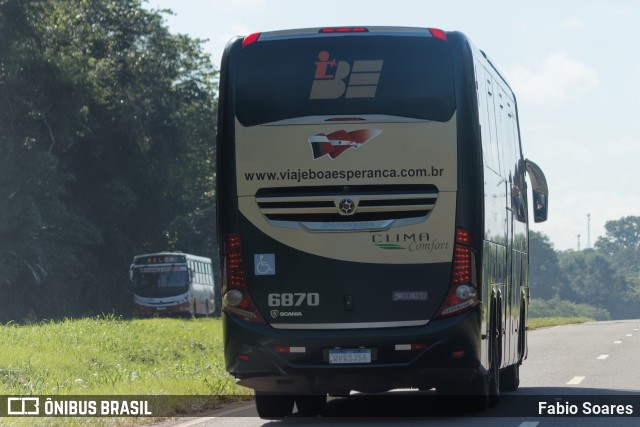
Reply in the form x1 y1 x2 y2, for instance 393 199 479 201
428 28 447 41
242 32 261 47
319 27 368 33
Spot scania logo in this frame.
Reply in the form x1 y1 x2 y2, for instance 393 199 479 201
338 198 356 216
270 309 303 318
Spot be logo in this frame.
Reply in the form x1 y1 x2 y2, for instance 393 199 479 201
309 51 383 100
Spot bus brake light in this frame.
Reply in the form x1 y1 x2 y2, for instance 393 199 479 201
325 117 366 122
452 245 471 284
455 228 473 245
428 28 447 41
435 228 478 319
320 27 368 33
242 32 261 47
222 234 265 323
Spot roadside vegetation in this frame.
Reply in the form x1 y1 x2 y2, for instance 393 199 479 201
530 221 640 322
529 297 609 321
528 316 593 330
0 316 251 427
1 0 219 323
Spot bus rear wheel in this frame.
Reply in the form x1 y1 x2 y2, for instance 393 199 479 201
437 304 500 410
255 393 294 419
295 394 326 417
436 372 489 411
500 363 520 392
487 302 501 407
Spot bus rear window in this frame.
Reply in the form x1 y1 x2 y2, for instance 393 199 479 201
235 35 456 126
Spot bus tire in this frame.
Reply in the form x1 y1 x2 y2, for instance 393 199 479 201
436 371 489 411
487 300 501 407
468 373 490 411
295 394 326 417
518 300 527 363
436 303 500 410
255 393 294 419
500 363 520 392
501 301 524 392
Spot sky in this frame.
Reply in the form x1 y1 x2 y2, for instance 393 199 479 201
145 0 640 251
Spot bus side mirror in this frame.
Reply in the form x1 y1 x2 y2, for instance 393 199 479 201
525 159 549 223
128 264 134 283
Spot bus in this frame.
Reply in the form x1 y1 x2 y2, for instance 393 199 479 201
129 252 215 317
216 26 549 418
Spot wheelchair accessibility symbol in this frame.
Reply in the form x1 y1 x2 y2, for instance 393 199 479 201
254 254 275 276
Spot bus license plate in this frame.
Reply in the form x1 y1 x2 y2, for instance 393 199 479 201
328 349 371 364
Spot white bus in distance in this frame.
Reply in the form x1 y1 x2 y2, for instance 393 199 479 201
129 252 215 317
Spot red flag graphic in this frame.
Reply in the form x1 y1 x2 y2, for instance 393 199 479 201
308 129 382 159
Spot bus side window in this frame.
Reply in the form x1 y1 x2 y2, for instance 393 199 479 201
477 68 501 177
205 264 212 286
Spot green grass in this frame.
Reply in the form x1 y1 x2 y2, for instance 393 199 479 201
529 316 594 330
0 315 251 426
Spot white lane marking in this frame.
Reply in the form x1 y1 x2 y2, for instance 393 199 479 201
169 401 256 426
614 341 622 344
597 354 609 360
634 328 639 331
518 422 540 427
567 376 585 385
626 334 633 337
170 416 216 427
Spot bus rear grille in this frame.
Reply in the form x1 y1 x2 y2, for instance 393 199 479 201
255 185 438 231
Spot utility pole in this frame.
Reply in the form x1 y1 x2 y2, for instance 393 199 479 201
577 234 581 251
587 213 591 248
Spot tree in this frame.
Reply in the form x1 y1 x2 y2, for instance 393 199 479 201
595 216 640 254
595 216 640 282
0 0 218 321
558 249 637 319
593 216 640 319
0 0 102 318
528 229 640 319
528 231 566 300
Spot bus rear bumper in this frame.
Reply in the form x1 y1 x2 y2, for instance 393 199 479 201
237 366 481 395
224 308 484 394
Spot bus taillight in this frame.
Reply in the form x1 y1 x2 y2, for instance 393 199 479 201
435 228 478 319
452 244 472 284
428 28 447 41
222 234 265 323
242 32 261 47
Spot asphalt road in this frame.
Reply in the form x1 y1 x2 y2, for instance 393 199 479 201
155 319 640 427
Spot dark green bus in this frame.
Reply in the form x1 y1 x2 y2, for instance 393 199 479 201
216 26 549 418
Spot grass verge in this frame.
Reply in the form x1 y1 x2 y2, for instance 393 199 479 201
529 316 594 330
0 315 251 426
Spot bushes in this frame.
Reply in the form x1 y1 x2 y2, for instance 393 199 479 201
529 297 610 321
